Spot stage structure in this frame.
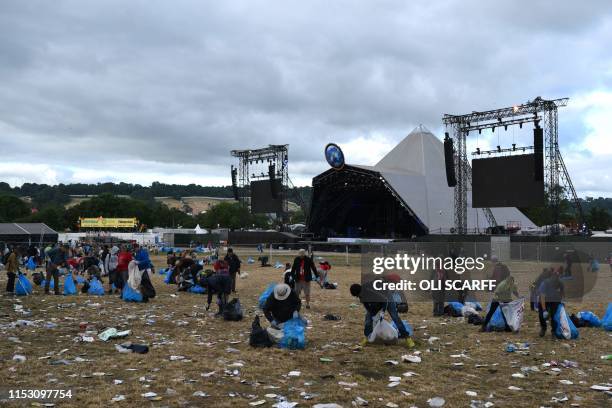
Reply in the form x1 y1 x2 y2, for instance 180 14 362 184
308 126 535 239
443 97 584 234
231 144 289 220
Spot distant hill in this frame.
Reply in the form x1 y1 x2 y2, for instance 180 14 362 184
2 181 312 212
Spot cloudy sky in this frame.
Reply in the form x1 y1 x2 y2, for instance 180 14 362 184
1 1 611 196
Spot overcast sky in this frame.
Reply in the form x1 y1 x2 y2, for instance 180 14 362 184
1 1 611 196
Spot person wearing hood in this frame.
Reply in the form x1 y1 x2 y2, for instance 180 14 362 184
105 246 120 294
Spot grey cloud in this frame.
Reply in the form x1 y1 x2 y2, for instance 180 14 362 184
0 0 611 191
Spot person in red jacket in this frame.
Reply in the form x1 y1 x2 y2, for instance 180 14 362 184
115 245 133 293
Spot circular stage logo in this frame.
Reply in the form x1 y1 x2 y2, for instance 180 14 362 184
325 143 345 170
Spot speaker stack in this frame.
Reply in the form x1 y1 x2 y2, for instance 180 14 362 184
268 164 278 198
533 127 544 181
444 132 457 187
231 166 239 200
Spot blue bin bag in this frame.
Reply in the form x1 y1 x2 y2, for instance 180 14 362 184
601 303 612 331
279 317 307 350
63 276 77 295
188 285 206 294
87 278 105 296
485 302 506 331
122 284 143 302
15 274 33 296
258 283 276 309
391 319 414 337
553 304 579 339
576 310 601 327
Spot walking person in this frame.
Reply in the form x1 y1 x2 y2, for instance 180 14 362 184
4 247 19 295
290 249 319 309
45 245 67 295
224 248 241 293
105 246 119 294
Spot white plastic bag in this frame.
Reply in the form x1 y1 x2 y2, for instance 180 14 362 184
368 310 399 344
500 298 525 332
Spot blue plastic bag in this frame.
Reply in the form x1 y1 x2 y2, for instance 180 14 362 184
122 284 143 302
280 317 307 350
158 268 167 275
448 302 464 315
391 319 414 337
75 276 86 285
576 311 601 327
553 304 579 339
15 274 33 296
26 257 37 271
485 302 506 331
258 283 276 309
602 303 612 331
164 269 174 284
63 275 77 295
188 285 206 294
87 278 105 296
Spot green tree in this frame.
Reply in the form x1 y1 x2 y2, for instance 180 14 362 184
0 195 31 222
195 202 269 230
587 206 611 231
19 205 67 231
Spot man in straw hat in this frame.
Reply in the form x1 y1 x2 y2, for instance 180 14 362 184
263 283 301 328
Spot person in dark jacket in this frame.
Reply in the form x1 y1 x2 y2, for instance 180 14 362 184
263 283 301 327
430 264 447 316
46 245 67 295
350 280 414 348
290 249 319 309
5 247 19 294
200 273 232 315
538 271 565 337
224 248 241 293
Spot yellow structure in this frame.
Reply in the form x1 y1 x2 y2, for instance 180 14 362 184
79 217 138 229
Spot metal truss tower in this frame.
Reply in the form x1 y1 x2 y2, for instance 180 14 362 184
443 97 583 234
230 144 289 221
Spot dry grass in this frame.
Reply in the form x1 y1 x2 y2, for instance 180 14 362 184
1 250 611 408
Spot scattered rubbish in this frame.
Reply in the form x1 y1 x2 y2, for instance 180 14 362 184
354 396 368 406
428 397 445 407
559 380 573 385
465 391 477 397
273 403 298 408
193 391 209 397
170 355 186 361
385 360 399 366
507 386 522 391
313 405 344 408
338 381 358 388
590 384 611 392
402 354 422 364
324 314 341 321
12 354 26 363
320 357 333 363
288 371 301 377
111 395 126 402
385 403 399 408
98 328 131 342
249 401 266 406
113 379 123 385
115 343 149 354
141 392 157 399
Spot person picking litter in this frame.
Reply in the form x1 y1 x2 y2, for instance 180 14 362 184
480 265 519 332
538 270 565 337
200 272 232 316
263 283 302 328
350 281 415 348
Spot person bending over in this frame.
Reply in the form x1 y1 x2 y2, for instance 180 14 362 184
480 267 519 332
350 281 414 348
200 273 232 316
263 283 301 328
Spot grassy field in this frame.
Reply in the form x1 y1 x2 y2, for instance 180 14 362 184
1 250 610 407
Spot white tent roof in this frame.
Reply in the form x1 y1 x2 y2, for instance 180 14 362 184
194 224 207 234
365 126 536 233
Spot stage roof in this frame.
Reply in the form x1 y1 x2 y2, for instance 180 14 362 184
365 126 536 233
